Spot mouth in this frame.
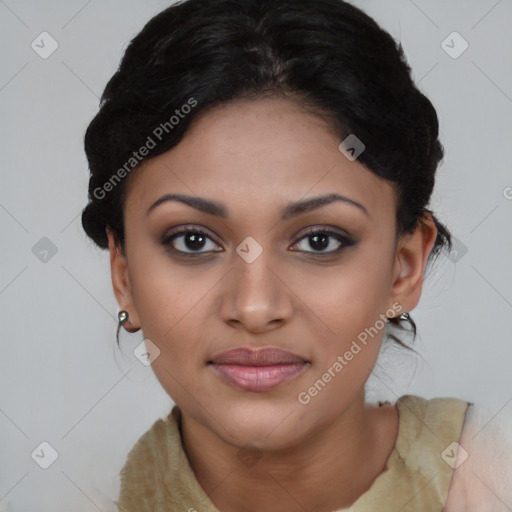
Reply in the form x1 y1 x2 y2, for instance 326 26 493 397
207 346 310 392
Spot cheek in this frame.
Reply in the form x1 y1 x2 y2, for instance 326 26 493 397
292 266 388 417
285 248 394 403
290 254 393 345
130 266 211 403
125 244 206 359
132 275 210 358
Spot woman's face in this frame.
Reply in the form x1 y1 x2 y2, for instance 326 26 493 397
110 98 435 450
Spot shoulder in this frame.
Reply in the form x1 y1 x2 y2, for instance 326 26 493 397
120 414 172 473
444 400 512 511
394 394 469 452
116 407 179 510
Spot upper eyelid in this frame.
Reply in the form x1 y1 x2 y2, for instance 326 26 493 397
293 225 350 239
163 225 221 244
163 224 349 238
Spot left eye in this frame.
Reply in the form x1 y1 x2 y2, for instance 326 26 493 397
290 229 352 254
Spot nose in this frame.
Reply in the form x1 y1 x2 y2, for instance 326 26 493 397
219 247 294 334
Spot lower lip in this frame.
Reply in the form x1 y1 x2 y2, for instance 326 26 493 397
209 363 307 392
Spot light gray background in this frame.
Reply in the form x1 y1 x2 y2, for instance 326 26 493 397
1 1 511 510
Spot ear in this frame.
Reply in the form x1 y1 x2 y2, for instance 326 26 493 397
390 213 438 313
107 229 141 330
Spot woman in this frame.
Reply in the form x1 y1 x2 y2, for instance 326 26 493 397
81 0 512 510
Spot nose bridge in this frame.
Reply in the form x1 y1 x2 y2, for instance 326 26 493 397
233 239 280 304
220 236 292 330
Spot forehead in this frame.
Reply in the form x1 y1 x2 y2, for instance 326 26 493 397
124 98 397 222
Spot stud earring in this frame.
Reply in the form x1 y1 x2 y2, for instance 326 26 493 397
118 310 129 326
116 310 131 341
385 311 410 322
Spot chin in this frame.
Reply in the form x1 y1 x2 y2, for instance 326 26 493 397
212 399 309 451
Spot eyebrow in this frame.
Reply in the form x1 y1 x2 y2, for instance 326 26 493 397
146 193 370 219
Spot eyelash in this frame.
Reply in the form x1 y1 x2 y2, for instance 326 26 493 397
161 225 355 259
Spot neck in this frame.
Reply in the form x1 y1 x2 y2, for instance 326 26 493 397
180 390 399 512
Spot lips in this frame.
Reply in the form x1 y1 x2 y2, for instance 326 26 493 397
209 347 307 366
208 346 309 392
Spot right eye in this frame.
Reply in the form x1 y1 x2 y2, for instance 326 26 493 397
161 226 223 258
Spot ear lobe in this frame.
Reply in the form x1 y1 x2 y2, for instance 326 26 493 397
107 229 140 327
391 214 438 311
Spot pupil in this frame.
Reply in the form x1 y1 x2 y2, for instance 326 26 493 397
186 233 206 250
310 233 328 251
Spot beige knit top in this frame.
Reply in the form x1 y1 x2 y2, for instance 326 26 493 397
116 395 470 512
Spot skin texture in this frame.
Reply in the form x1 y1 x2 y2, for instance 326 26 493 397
108 98 437 511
